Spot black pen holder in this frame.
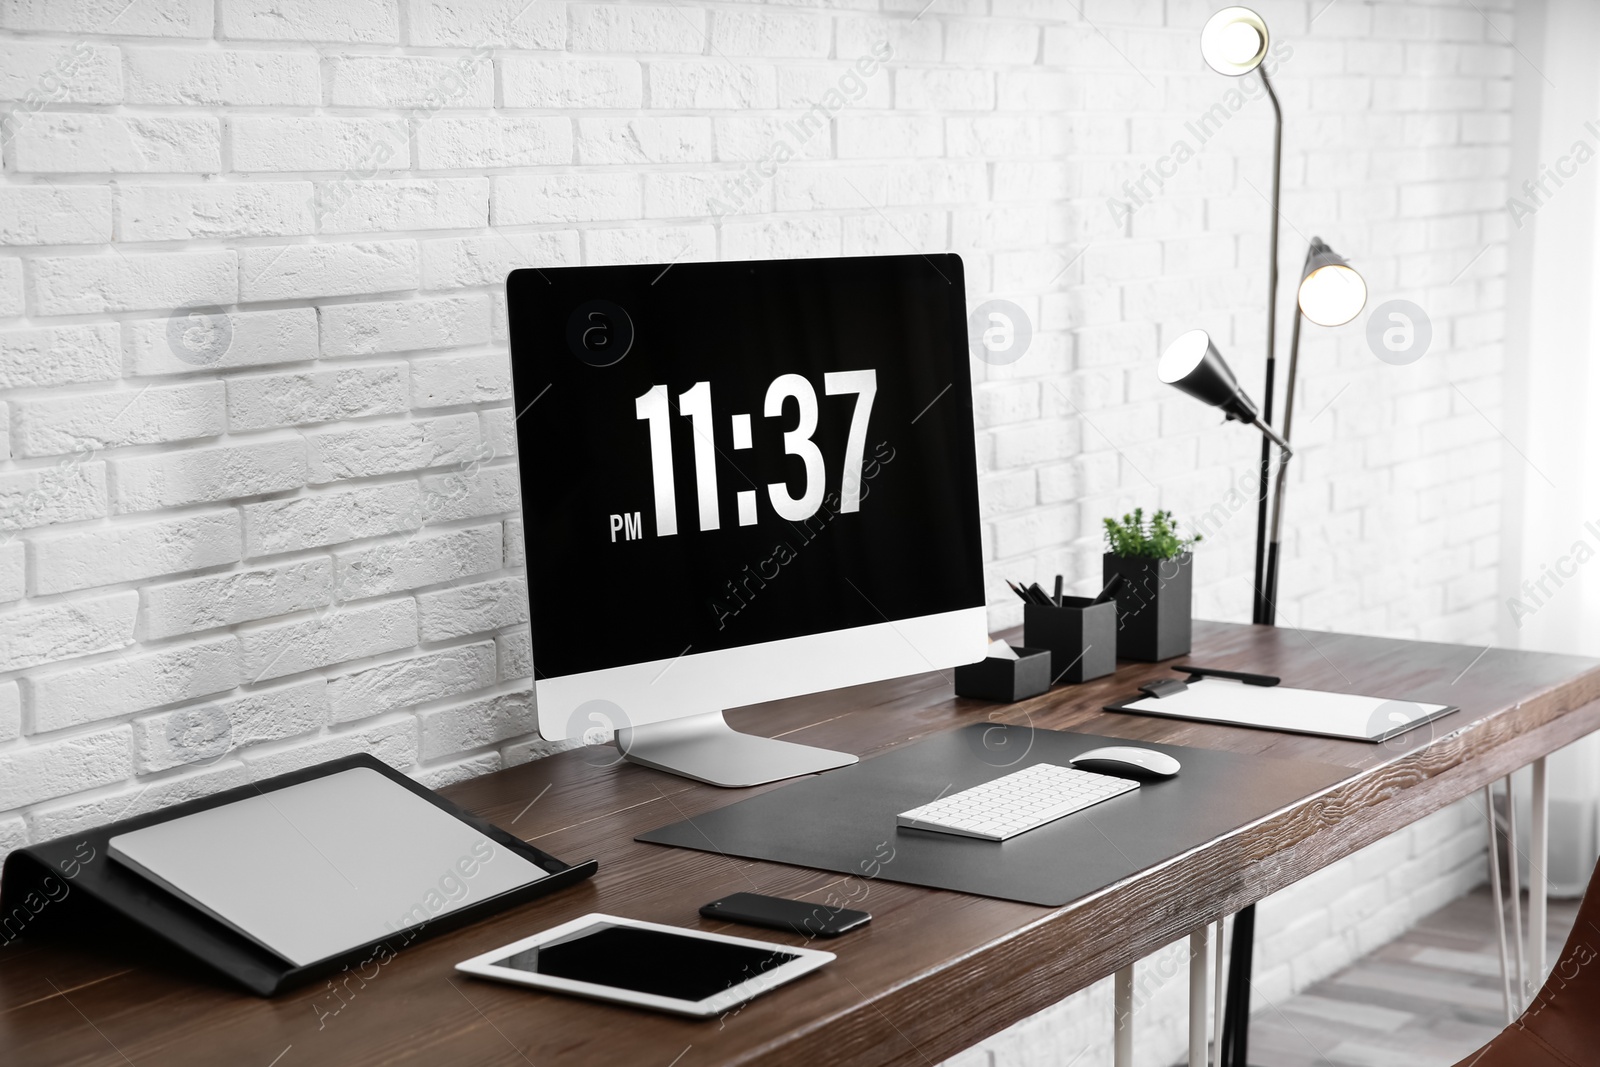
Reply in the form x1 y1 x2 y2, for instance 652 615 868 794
954 646 1052 703
1024 597 1118 684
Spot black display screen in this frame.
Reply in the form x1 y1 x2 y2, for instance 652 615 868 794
495 924 799 1002
508 254 984 679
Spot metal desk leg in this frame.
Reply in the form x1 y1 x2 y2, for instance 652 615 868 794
1531 757 1549 990
1221 904 1255 1066
1486 785 1514 1024
1506 774 1527 1005
1212 918 1227 1067
1190 926 1208 1066
1114 964 1134 1067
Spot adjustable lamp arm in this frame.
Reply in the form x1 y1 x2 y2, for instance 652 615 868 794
1249 417 1291 460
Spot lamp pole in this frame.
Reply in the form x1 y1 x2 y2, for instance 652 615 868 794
1252 67 1284 628
1260 238 1366 621
1228 60 1283 1067
1259 244 1308 621
1190 18 1361 1066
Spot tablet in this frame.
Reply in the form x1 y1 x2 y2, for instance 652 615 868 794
107 766 550 967
455 914 834 1017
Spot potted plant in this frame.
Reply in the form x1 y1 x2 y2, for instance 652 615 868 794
1102 508 1199 661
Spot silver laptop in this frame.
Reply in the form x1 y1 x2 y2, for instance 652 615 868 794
109 767 548 967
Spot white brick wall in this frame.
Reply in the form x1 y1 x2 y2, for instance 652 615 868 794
0 1 1515 1062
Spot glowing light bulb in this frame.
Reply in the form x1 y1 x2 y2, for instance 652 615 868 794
1218 22 1263 65
1200 7 1269 76
1297 263 1367 327
1159 329 1212 384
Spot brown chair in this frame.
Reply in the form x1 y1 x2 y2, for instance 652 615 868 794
1452 860 1600 1066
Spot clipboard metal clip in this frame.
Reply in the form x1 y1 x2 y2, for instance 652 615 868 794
1138 666 1282 699
1177 665 1281 687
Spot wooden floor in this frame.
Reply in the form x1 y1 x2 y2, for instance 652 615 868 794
1230 888 1577 1067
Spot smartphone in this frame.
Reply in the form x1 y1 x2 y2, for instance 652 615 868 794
700 892 871 939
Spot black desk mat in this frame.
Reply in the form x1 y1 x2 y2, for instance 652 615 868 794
638 725 1353 907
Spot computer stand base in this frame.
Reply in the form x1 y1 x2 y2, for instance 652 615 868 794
615 710 858 788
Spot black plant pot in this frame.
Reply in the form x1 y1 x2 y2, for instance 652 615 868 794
1102 552 1193 662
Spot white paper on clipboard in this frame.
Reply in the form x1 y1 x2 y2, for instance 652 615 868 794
1112 677 1455 742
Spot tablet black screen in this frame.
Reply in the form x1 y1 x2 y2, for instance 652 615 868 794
495 924 800 1002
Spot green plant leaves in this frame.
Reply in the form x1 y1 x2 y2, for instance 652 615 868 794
1101 507 1201 560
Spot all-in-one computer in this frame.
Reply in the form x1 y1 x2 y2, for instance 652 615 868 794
507 253 987 786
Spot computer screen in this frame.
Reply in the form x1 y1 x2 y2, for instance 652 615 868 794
508 253 985 760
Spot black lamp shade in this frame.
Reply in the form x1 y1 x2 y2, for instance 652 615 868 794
1158 329 1260 424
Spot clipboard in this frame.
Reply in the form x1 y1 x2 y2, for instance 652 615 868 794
0 755 597 995
1105 671 1457 743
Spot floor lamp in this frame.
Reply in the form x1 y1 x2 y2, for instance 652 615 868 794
1168 10 1369 1066
1158 240 1366 1067
1197 16 1284 1050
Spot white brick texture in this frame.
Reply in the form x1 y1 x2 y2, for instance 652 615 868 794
225 363 408 431
326 641 497 723
318 295 491 356
30 250 236 315
334 523 500 601
306 413 480 483
125 307 317 376
315 177 488 234
238 596 417 681
11 382 225 458
123 46 319 107
109 439 306 513
0 6 1519 1064
0 185 113 245
27 634 240 732
0 259 22 317
1 323 120 388
117 182 315 241
132 679 327 772
0 40 122 104
139 558 332 639
0 591 136 673
416 576 527 641
237 241 418 302
31 511 241 595
9 115 221 173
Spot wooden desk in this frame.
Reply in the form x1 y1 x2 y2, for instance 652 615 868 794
4 622 1599 1067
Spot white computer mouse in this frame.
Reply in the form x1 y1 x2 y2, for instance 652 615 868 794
1069 746 1181 779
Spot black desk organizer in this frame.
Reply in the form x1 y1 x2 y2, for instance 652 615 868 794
0 754 597 996
953 645 1052 702
1023 597 1117 684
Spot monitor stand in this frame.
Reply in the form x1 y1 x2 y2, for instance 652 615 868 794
615 711 858 788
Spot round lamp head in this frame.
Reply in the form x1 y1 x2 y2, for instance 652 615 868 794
1296 239 1367 327
1200 7 1270 76
1158 328 1261 424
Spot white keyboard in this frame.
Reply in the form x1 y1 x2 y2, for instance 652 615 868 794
897 763 1140 841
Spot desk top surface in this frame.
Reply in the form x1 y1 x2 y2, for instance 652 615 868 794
4 621 1599 1067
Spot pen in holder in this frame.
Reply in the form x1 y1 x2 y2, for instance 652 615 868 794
1023 597 1118 685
